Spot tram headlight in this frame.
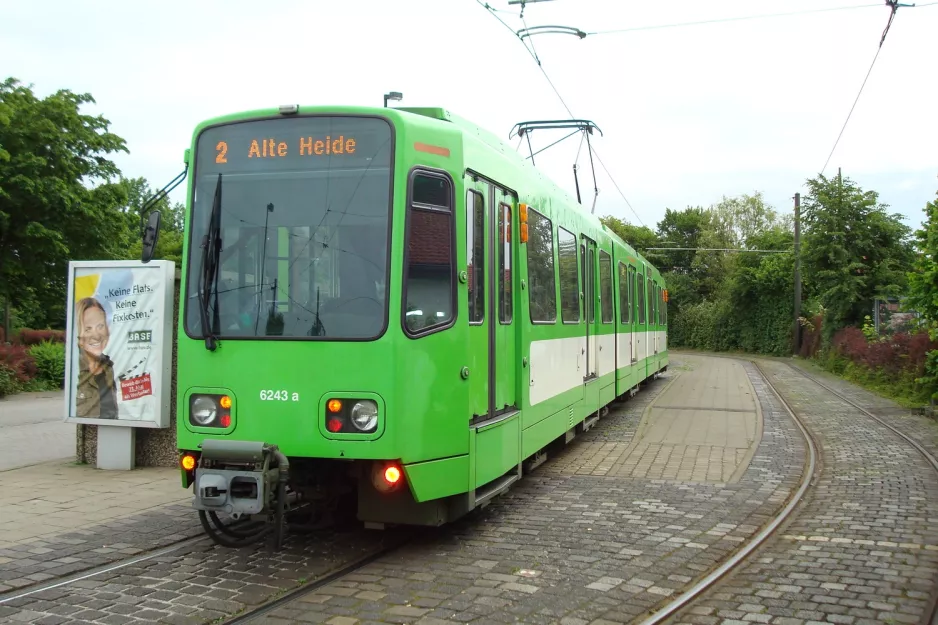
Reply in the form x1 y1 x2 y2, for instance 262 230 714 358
350 400 378 432
191 396 218 425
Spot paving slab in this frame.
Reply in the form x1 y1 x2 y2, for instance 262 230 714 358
548 355 762 483
0 391 74 472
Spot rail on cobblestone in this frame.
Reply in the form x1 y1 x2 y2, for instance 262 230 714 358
635 357 819 625
780 360 938 625
657 351 938 625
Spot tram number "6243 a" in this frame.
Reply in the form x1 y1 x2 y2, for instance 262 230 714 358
259 389 299 402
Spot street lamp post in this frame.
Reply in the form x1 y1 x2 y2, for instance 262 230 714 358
384 91 402 107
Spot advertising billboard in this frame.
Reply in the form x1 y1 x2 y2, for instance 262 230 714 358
64 260 175 428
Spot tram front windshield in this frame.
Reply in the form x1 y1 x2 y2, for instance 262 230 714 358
184 115 393 340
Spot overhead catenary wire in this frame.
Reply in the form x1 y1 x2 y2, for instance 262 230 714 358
475 0 646 227
586 2 885 36
819 0 916 174
476 0 935 224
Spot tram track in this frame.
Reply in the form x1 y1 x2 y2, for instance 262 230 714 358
633 357 820 624
638 353 938 625
0 519 415 624
780 360 938 625
222 533 414 624
0 534 209 606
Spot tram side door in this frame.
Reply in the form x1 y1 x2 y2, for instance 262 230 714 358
629 266 638 365
465 181 490 424
492 186 517 417
581 235 598 382
642 265 650 366
465 176 517 425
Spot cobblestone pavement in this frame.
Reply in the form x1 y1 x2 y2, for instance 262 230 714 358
0 525 406 625
787 357 938 461
665 357 938 625
0 501 200 594
0 354 809 624
251 355 807 624
0 464 197 594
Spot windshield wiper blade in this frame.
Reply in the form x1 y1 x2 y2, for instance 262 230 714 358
198 173 223 351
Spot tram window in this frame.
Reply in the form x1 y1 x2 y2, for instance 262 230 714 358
588 247 595 323
525 208 557 323
413 174 449 206
404 172 454 336
654 281 659 326
629 267 635 324
557 227 579 323
467 190 484 324
499 202 512 324
599 250 613 324
618 262 630 324
637 272 645 324
647 278 655 327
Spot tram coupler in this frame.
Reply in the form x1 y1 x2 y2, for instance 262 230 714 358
191 440 290 550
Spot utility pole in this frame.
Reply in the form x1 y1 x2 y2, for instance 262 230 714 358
792 192 802 355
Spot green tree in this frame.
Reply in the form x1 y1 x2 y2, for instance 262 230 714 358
905 184 938 400
599 216 661 268
801 172 913 336
655 206 709 274
0 78 130 332
689 194 787 303
119 176 185 265
906 186 938 326
724 226 795 354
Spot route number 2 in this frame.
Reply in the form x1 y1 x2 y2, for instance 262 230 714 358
260 389 299 402
216 140 228 163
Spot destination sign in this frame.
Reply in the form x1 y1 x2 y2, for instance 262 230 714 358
196 116 391 172
215 135 358 164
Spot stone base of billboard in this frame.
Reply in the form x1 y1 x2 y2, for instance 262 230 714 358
75 269 181 469
97 424 136 469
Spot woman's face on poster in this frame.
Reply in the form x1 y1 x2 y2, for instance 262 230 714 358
79 306 109 357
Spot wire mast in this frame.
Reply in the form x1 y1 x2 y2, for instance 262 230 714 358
509 119 603 214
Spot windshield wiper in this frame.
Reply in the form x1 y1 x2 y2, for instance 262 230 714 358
198 173 223 351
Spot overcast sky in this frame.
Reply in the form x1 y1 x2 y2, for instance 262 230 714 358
3 0 936 234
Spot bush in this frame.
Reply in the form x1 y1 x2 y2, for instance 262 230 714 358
819 326 938 406
28 340 66 389
16 329 65 345
0 363 20 397
830 327 935 377
0 343 38 383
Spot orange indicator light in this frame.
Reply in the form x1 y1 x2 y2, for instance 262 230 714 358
219 395 232 409
327 399 343 413
181 455 196 471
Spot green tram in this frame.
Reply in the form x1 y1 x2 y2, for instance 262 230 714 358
153 104 668 547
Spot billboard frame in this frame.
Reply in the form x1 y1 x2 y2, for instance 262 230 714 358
63 259 175 429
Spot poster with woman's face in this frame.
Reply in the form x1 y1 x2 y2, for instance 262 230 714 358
65 261 174 427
